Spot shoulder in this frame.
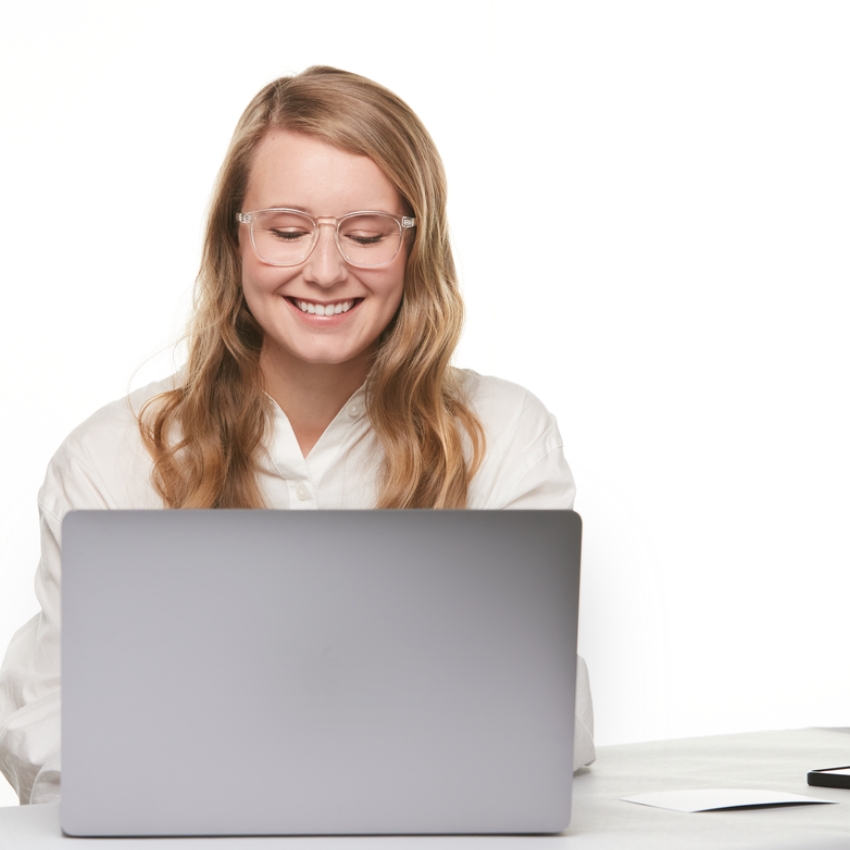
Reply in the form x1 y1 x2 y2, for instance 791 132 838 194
60 372 181 460
457 369 561 444
453 369 576 509
39 373 181 518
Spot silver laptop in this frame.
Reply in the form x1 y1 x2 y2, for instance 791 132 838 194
61 509 582 836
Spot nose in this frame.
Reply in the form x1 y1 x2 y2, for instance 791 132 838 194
301 222 348 288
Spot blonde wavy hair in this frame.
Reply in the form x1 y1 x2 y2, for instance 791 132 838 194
140 66 484 509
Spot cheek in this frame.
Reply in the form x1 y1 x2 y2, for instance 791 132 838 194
388 275 405 308
239 233 268 285
240 251 288 302
237 229 253 275
374 275 405 327
378 261 406 310
239 265 282 332
239 259 262 309
375 274 406 339
238 240 255 294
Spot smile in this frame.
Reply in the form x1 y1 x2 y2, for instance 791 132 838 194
290 298 358 316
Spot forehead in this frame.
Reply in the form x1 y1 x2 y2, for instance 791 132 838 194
245 130 403 215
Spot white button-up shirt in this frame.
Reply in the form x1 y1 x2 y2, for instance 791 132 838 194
0 370 595 804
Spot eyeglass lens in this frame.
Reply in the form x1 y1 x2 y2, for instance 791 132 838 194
250 211 403 267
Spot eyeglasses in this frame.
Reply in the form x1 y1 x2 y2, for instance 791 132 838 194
236 209 416 268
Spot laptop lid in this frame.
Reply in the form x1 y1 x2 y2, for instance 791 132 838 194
61 509 581 836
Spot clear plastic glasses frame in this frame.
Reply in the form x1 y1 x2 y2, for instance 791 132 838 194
236 208 416 268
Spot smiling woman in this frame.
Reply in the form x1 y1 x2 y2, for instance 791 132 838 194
237 131 410 456
139 68 485 509
0 66 594 805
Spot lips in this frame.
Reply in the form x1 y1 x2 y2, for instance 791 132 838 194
288 298 361 317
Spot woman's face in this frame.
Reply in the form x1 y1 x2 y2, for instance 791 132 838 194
239 130 408 379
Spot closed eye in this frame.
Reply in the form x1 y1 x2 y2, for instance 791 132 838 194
344 233 386 246
269 228 311 242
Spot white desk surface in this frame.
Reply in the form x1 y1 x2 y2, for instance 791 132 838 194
1 728 848 848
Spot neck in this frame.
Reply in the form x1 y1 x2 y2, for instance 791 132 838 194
259 342 372 457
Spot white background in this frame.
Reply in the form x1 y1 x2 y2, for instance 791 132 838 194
1 1 848 807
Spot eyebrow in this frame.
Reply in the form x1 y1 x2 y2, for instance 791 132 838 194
273 203 310 210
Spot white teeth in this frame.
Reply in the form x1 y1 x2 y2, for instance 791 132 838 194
295 299 354 316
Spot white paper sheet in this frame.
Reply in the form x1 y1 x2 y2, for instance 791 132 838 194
621 788 837 813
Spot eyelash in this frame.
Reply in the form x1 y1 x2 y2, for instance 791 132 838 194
269 229 310 242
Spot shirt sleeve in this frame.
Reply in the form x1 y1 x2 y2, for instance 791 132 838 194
501 443 577 510
0 504 63 804
0 391 156 805
464 373 576 510
573 655 596 771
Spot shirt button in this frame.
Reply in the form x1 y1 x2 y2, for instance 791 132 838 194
348 403 362 418
295 483 309 501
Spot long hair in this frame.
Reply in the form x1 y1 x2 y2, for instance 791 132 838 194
140 66 484 508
